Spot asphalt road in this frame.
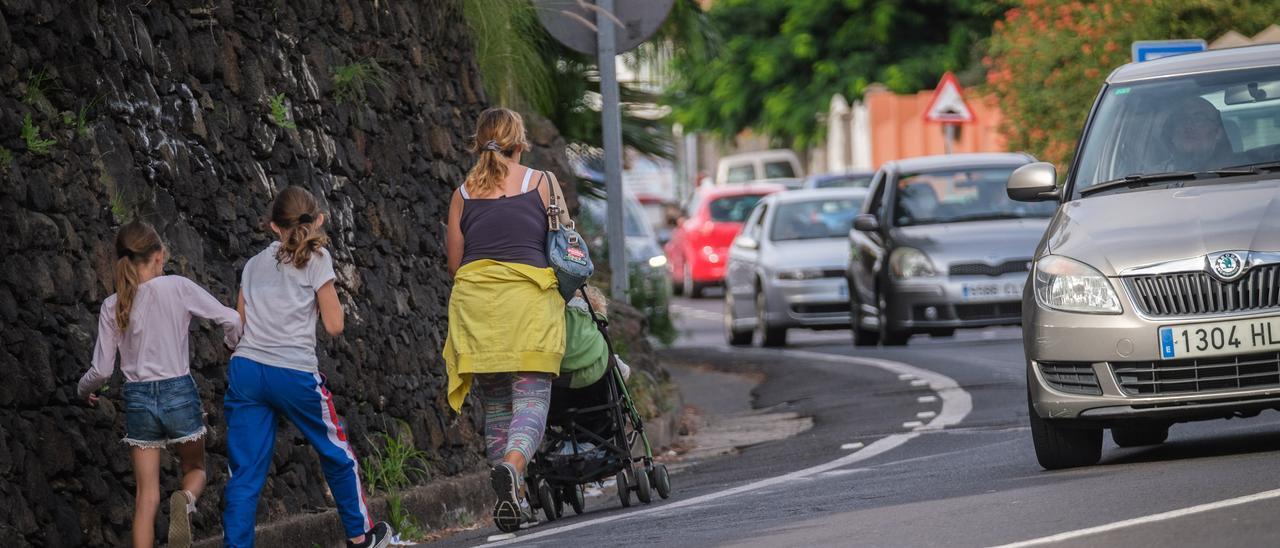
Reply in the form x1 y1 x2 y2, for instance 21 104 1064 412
429 290 1280 547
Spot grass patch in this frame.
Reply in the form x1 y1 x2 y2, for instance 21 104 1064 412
23 67 53 106
629 269 678 346
62 96 101 138
21 113 56 155
387 493 427 541
361 426 429 494
109 191 132 223
0 147 11 173
268 93 295 129
332 60 390 105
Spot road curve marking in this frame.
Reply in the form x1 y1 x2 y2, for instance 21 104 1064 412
987 487 1280 548
477 347 973 547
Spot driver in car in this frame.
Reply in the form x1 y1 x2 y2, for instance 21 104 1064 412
1163 96 1235 172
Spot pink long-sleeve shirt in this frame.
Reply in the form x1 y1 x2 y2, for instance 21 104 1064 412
77 275 242 398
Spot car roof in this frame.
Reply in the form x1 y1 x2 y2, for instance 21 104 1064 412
718 149 798 162
699 182 786 198
770 187 870 204
807 170 874 181
1108 43 1280 84
883 152 1034 174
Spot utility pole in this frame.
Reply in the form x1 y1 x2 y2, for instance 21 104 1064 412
596 0 629 301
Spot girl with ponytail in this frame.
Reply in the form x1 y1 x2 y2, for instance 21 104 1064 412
223 186 393 548
78 221 242 548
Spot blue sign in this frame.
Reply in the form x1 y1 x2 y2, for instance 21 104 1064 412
1132 39 1207 62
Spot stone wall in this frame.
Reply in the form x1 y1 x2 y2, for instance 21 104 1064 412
0 1 522 545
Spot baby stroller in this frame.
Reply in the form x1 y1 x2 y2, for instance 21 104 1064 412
524 289 673 521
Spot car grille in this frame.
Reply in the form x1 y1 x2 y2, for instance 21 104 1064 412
1039 362 1102 396
1111 351 1280 396
949 260 1032 277
1126 265 1280 317
954 302 1021 321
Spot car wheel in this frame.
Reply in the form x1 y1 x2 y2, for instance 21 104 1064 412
1111 424 1170 447
756 290 787 347
684 262 704 299
878 293 910 346
1028 399 1102 470
725 290 753 346
850 283 879 347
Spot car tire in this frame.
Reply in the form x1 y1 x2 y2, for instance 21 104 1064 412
850 287 880 347
684 262 704 299
877 294 910 346
1111 424 1170 447
1028 400 1102 470
725 291 753 346
756 290 787 347
671 265 684 296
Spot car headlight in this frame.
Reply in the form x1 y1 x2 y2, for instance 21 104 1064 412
777 268 826 280
1033 255 1121 314
648 255 668 269
889 247 937 279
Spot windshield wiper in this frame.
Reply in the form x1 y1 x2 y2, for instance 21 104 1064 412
1080 169 1256 196
1224 161 1280 174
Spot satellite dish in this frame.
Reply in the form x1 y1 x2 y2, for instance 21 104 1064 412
534 0 675 55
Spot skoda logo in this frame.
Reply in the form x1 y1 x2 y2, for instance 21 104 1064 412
1211 252 1244 280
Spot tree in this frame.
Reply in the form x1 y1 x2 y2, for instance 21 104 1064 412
665 0 1011 149
985 0 1279 171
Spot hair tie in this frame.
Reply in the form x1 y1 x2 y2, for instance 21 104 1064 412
297 213 314 224
482 140 502 152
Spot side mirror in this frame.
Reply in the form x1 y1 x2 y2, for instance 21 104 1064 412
853 214 880 232
734 235 759 250
1007 162 1060 202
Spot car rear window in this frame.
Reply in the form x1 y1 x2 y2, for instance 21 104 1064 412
726 165 755 183
765 161 796 179
769 198 865 241
708 195 765 222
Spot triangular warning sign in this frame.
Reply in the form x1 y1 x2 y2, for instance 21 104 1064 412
923 72 975 124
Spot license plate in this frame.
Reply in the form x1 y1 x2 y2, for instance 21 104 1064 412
838 282 848 299
961 281 1023 302
1159 316 1280 359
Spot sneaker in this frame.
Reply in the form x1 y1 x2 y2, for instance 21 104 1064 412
615 354 632 380
517 497 539 528
167 491 193 548
490 463 522 532
347 521 393 548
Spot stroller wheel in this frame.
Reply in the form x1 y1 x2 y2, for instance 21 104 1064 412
537 480 558 522
635 465 653 504
565 485 585 515
616 469 633 508
652 464 672 499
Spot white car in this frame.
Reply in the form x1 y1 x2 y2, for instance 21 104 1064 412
716 149 804 185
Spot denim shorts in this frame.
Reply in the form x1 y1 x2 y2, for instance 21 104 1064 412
121 374 206 448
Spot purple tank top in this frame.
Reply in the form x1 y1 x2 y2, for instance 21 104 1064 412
459 168 549 268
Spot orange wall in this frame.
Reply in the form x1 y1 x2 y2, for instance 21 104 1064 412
866 88 1008 168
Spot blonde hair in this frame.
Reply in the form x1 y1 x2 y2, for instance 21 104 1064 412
270 186 330 268
463 108 530 197
113 221 164 330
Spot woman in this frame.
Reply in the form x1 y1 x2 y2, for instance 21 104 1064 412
443 107 568 533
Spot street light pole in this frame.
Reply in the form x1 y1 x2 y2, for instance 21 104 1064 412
597 0 630 302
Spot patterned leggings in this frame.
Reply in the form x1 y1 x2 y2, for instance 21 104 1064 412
475 372 553 465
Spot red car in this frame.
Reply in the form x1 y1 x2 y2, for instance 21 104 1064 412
667 183 785 297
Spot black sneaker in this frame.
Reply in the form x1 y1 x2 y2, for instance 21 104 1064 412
347 521 393 548
491 463 522 532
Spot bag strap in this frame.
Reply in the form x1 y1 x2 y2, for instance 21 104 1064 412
545 170 574 230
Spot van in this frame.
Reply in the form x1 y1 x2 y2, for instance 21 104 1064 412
715 149 804 185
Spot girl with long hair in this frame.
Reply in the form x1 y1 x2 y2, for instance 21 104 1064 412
221 186 391 548
78 221 242 548
443 107 569 532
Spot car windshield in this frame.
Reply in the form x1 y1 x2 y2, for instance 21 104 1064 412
893 167 1055 226
769 197 865 241
708 195 765 222
1072 66 1280 196
813 174 873 188
580 195 651 237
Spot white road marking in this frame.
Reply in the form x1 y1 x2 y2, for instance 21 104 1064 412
918 395 938 403
840 442 865 451
910 379 929 387
988 487 1280 548
477 348 972 547
916 411 937 419
903 421 925 429
898 374 917 381
486 533 516 542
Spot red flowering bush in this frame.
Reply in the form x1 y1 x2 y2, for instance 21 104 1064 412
985 0 1277 172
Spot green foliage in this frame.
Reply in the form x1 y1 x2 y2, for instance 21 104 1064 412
21 113 56 155
63 97 100 138
268 93 296 129
109 192 132 224
23 67 52 106
361 427 429 494
461 0 554 113
0 147 11 173
386 494 426 541
986 0 1279 171
667 0 1010 149
332 60 390 105
628 269 677 346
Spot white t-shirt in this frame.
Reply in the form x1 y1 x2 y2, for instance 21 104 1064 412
233 242 336 372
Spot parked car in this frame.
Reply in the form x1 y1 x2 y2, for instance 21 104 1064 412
724 188 870 347
715 149 804 185
847 153 1054 346
801 171 875 190
1013 44 1280 469
578 190 671 297
666 183 786 297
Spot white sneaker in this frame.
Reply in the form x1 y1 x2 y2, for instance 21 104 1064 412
615 355 632 380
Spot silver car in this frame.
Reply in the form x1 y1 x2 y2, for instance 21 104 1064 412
724 188 869 347
1013 44 1280 469
847 153 1056 346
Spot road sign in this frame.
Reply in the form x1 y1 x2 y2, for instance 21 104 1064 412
1131 39 1206 62
535 0 675 56
923 72 975 124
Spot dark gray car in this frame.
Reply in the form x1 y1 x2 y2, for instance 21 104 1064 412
1011 44 1280 470
847 153 1055 346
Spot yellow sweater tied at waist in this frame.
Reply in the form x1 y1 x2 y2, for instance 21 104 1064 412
443 259 565 411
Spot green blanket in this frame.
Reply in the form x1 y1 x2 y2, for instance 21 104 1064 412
562 307 609 388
